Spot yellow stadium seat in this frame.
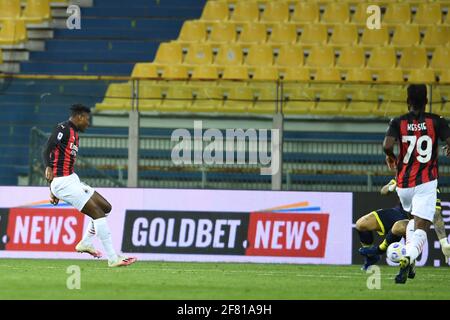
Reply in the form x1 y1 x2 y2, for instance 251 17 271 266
438 86 449 103
407 69 436 83
201 1 229 22
139 84 162 111
162 65 189 79
439 70 450 84
222 65 249 80
391 25 420 47
208 23 236 44
346 69 373 82
439 106 450 118
352 3 372 25
132 63 160 79
299 24 328 46
0 19 27 44
184 43 213 65
414 3 442 25
106 83 132 99
282 87 316 115
314 69 341 82
154 42 183 65
438 87 450 115
261 1 289 23
191 65 219 80
0 0 21 19
222 87 254 113
376 90 408 117
383 3 411 25
96 100 132 111
0 49 2 64
329 25 358 47
342 90 379 116
422 26 449 47
399 47 427 69
22 0 51 22
190 87 223 112
282 68 310 81
215 44 243 66
336 47 365 69
178 21 207 43
431 47 450 71
367 47 396 69
138 80 159 92
360 28 390 47
160 86 192 112
252 67 279 81
314 89 348 115
245 45 273 66
306 46 335 68
322 3 350 25
291 2 319 24
250 87 278 114
377 69 404 83
277 45 304 67
230 1 259 22
427 87 443 107
238 23 267 44
96 83 133 111
398 0 430 4
269 24 297 45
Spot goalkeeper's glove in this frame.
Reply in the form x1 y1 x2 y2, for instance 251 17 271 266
439 238 450 263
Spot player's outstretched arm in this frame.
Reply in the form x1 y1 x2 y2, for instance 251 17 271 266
380 179 396 195
45 166 53 183
42 131 57 183
42 124 68 183
444 137 450 157
49 191 59 206
383 136 397 171
433 208 450 262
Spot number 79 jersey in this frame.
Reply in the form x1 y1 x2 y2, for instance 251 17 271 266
386 112 450 188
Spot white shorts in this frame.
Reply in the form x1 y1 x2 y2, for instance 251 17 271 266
50 173 95 211
396 179 437 222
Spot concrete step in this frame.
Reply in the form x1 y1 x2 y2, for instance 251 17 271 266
26 21 51 29
0 40 48 51
2 50 29 62
28 30 54 40
0 63 20 73
52 8 70 19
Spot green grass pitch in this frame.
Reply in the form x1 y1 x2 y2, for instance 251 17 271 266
0 259 449 300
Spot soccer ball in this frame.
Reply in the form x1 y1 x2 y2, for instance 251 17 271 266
387 242 406 263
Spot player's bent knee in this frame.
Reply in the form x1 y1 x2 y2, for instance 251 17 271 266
104 203 112 214
392 221 407 236
356 218 368 231
81 200 106 220
415 218 431 230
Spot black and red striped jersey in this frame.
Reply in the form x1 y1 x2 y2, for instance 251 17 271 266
386 111 450 188
42 120 79 177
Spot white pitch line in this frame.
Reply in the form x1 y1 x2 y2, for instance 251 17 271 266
0 264 449 281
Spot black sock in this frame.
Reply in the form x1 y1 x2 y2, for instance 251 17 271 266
358 230 373 246
386 230 402 246
378 230 402 253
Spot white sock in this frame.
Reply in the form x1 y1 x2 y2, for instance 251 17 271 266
80 219 96 246
405 219 415 247
406 229 427 262
93 217 118 263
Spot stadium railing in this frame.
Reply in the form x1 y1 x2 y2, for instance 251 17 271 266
1 74 449 191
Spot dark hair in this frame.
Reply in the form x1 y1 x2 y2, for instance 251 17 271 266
70 104 91 117
407 84 427 111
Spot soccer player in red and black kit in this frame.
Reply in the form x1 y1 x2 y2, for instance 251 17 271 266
384 84 450 283
43 104 137 267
